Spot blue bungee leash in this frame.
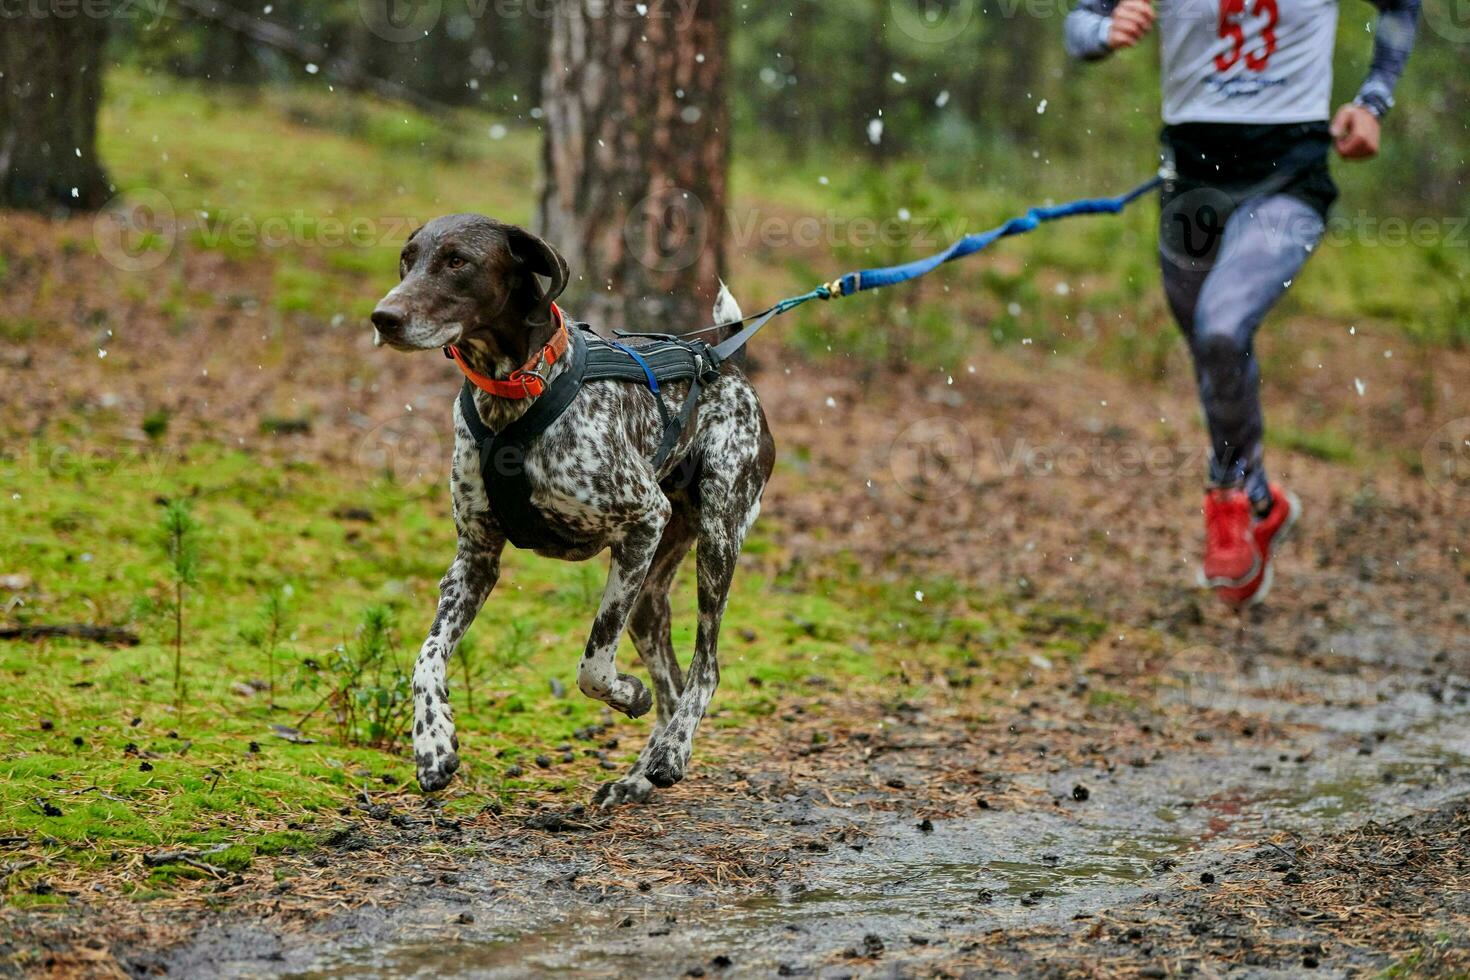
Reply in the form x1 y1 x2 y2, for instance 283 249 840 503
698 170 1165 362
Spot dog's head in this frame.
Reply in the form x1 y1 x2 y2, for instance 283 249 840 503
370 214 568 368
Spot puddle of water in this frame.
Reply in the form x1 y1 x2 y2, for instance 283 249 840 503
1258 752 1468 820
284 814 1197 979
299 941 537 980
753 816 1189 915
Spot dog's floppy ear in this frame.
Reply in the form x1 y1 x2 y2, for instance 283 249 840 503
505 226 569 323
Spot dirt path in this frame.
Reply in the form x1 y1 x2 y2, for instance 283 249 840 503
69 637 1469 977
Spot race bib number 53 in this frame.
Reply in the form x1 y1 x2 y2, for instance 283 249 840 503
1216 0 1278 72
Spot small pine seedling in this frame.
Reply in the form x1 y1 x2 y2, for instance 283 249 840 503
243 587 292 709
160 499 199 714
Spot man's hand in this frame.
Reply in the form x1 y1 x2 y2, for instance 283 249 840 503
1331 103 1381 160
1108 0 1155 51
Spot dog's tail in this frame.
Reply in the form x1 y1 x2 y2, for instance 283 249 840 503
713 279 743 327
712 280 747 365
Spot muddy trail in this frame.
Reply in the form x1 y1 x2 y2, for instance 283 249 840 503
140 693 1470 975
25 608 1470 975
4 214 1470 976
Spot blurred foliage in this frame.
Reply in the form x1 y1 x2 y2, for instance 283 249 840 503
108 0 1469 218
90 65 1467 354
112 0 541 110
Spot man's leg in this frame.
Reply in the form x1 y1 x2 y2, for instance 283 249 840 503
1159 188 1261 589
1182 194 1320 605
1186 194 1324 507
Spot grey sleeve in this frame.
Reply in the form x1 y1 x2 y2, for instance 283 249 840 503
1065 0 1118 61
1355 0 1421 117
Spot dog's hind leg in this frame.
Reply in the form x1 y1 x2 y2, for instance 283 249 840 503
576 499 671 719
641 474 765 790
594 507 695 809
413 539 504 792
628 505 696 725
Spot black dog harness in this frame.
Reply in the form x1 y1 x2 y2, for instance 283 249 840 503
458 324 725 551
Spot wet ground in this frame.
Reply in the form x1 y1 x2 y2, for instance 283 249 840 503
126 623 1469 979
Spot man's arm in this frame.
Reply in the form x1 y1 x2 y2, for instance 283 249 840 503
1355 0 1422 118
1333 0 1421 159
1065 0 1155 62
1065 0 1118 60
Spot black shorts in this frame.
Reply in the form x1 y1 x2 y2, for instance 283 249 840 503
1158 122 1337 269
1161 122 1339 220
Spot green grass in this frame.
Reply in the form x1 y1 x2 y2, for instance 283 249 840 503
97 70 540 327
1270 425 1359 465
736 146 1470 360
0 440 1100 893
0 317 38 343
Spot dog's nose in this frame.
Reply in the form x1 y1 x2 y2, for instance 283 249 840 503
371 307 405 334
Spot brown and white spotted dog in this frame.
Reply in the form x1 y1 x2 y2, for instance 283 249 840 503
370 214 775 808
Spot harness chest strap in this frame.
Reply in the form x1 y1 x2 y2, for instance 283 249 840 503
457 324 591 552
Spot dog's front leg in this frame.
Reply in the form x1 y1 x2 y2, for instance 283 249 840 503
413 542 503 792
576 505 670 719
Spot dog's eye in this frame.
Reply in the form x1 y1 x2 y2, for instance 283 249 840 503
445 256 468 270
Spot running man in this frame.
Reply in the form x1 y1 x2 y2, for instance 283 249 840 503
1064 0 1421 607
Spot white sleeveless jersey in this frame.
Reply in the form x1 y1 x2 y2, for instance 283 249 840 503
1159 0 1340 125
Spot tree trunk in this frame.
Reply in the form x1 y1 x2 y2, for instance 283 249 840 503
539 0 728 332
864 0 890 164
0 11 110 212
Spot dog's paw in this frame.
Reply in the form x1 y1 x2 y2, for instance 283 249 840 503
593 773 654 809
642 745 688 789
612 673 654 720
415 748 460 793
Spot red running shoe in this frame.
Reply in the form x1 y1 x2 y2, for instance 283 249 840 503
1216 485 1301 609
1200 487 1260 588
